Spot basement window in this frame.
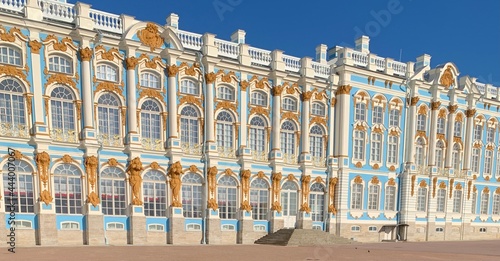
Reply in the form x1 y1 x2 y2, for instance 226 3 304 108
351 226 360 232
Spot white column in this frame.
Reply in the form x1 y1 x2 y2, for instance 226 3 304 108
271 86 283 150
80 47 93 129
205 73 216 142
126 57 138 134
167 68 178 138
240 77 249 147
445 105 457 168
428 101 440 166
28 35 44 126
328 97 336 157
406 97 419 163
301 91 311 155
463 108 476 170
336 85 351 157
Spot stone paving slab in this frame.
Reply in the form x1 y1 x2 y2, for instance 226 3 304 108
2 240 500 261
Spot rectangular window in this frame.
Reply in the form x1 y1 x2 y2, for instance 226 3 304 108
368 185 379 210
355 103 366 121
371 133 382 162
387 136 398 165
472 149 480 173
454 122 462 137
480 193 489 215
372 106 383 124
417 114 426 131
484 150 493 175
436 189 446 212
351 184 363 210
437 118 446 134
492 195 500 215
417 187 427 212
487 127 495 143
384 186 396 211
453 190 462 213
353 131 365 160
471 193 477 214
474 125 483 141
389 109 399 127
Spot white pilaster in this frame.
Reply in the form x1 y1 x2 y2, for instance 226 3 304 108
428 100 440 166
239 72 248 148
463 108 476 170
271 88 282 151
167 74 178 138
301 91 311 155
336 85 351 158
445 106 457 168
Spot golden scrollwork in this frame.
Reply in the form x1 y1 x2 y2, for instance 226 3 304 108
465 109 476 118
271 172 283 213
140 88 165 104
127 157 144 205
241 170 251 210
411 175 416 196
331 97 336 107
371 176 380 184
99 47 119 61
107 158 119 167
216 101 238 113
121 107 126 127
84 155 98 190
240 80 249 91
439 65 455 88
205 72 216 84
410 96 420 106
95 81 123 96
24 93 32 116
483 186 490 194
168 161 184 207
301 91 313 101
35 151 51 187
449 179 454 199
137 23 164 52
45 73 77 90
438 108 447 119
87 192 100 207
249 106 269 117
178 95 202 108
353 175 363 184
432 177 438 198
430 101 441 111
29 40 42 54
467 180 473 199
389 129 399 136
44 35 74 52
310 116 327 127
335 85 352 95
0 65 30 86
167 64 179 77
456 183 463 190
495 187 500 195
272 85 284 96
0 26 25 42
485 176 490 181
207 166 218 210
79 47 92 61
60 154 73 164
145 56 163 69
150 162 161 170
439 181 446 189
419 180 427 188
314 90 327 100
257 171 265 179
282 111 299 122
40 190 53 205
448 104 458 114
328 177 338 214
250 75 270 89
217 70 236 83
189 165 200 173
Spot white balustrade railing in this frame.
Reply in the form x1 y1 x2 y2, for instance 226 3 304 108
476 82 486 94
248 47 272 67
38 0 76 23
0 0 25 13
488 85 497 96
393 61 407 76
89 9 122 34
352 51 368 67
215 39 239 59
177 30 203 50
374 57 385 71
283 54 301 73
311 62 330 78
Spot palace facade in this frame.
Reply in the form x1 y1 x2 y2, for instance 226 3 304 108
0 0 499 246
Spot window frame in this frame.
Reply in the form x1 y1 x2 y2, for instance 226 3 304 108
96 63 118 82
48 54 73 74
0 45 22 66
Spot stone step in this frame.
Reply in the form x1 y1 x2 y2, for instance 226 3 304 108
255 229 354 246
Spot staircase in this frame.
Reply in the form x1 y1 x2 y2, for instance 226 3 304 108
254 229 354 246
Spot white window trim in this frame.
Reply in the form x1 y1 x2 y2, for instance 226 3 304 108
60 221 80 230
186 223 202 231
107 222 125 230
147 223 165 232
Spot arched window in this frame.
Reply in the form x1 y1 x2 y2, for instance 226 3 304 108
180 79 199 95
485 150 493 175
0 78 26 136
140 72 160 88
100 167 126 215
454 121 462 137
180 105 200 145
435 141 445 169
217 85 235 101
351 183 363 210
474 124 483 141
471 148 480 173
49 55 73 74
218 175 238 219
389 109 399 127
251 91 267 106
372 106 383 124
250 178 269 220
249 116 266 155
54 164 82 214
0 46 21 66
311 102 325 116
480 192 489 215
143 170 166 217
182 173 203 218
371 133 382 163
453 189 462 213
368 184 380 210
309 183 325 221
97 93 121 146
282 97 297 111
387 135 398 165
436 188 446 212
96 64 117 82
492 194 500 215
452 143 461 171
310 125 324 159
141 100 162 150
281 181 298 216
353 130 365 160
437 118 446 134
216 111 234 149
280 120 296 155
2 160 34 213
416 187 427 212
384 185 396 211
415 138 426 166
417 114 426 131
50 86 75 142
355 103 366 121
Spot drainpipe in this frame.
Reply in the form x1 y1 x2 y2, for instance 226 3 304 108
196 51 208 245
96 140 107 245
324 78 334 231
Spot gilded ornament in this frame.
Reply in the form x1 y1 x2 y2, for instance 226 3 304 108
87 191 100 207
430 101 441 111
389 129 399 136
372 164 380 170
373 126 383 134
108 158 119 167
45 73 77 90
335 85 352 95
85 155 98 190
61 154 73 164
240 200 252 212
314 90 326 100
257 171 265 179
371 176 380 184
282 111 299 122
140 89 165 104
44 96 49 118
465 109 476 118
331 98 336 107
0 26 24 42
29 40 42 54
126 57 138 70
438 109 447 119
272 172 282 200
388 178 396 186
495 187 500 195
314 176 323 184
218 71 236 83
432 177 438 198
410 96 420 106
287 173 295 181
205 72 217 84
241 169 251 199
179 95 202 108
353 175 363 184
101 47 119 61
301 91 313 101
150 162 161 170
328 177 338 214
355 162 363 168
389 165 396 172
188 165 200 173
80 47 92 61
249 106 269 117
95 82 123 96
439 181 446 189
162 112 167 131
411 175 416 196
40 190 53 205
310 116 327 127
272 85 284 96
168 161 184 207
300 202 311 213
44 35 74 52
467 180 472 200
0 65 30 86
439 65 455 88
24 94 32 116
137 23 164 51
285 83 298 94
456 183 463 190
35 151 51 187
13 150 23 160
121 107 126 127
145 57 163 69
240 80 249 91
224 168 235 176
215 101 238 113
419 180 427 188
167 64 179 77
271 201 282 213
483 187 490 194
127 157 144 205
447 104 458 114
485 176 490 181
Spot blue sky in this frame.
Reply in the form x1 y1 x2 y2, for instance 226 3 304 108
80 0 499 85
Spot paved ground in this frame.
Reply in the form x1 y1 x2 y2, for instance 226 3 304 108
2 240 500 261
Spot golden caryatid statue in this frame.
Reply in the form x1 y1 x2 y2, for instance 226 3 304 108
84 155 98 190
168 161 184 207
127 157 144 205
207 166 218 210
271 172 283 213
35 151 52 205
